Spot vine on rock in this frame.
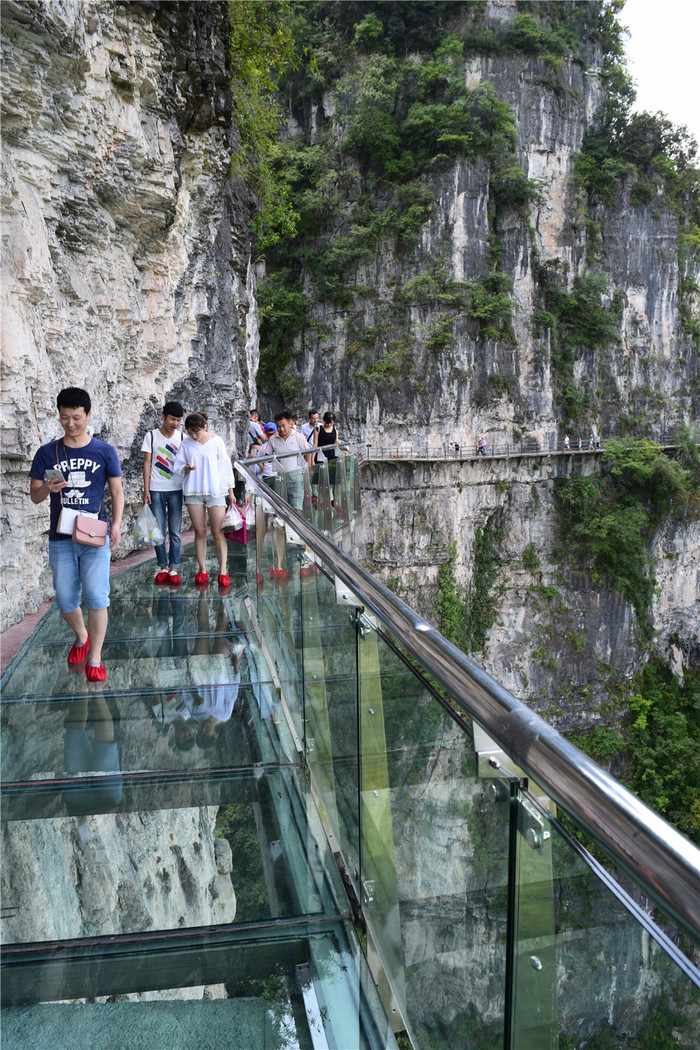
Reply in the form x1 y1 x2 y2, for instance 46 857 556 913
436 512 506 654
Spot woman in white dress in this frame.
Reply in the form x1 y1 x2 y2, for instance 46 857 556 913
172 412 234 589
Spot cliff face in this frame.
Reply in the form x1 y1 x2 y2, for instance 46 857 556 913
259 0 699 696
1 0 258 628
269 3 698 444
1 807 235 942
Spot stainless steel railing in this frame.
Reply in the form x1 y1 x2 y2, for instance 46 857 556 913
235 458 700 947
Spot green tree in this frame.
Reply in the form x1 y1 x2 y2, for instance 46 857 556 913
228 0 302 249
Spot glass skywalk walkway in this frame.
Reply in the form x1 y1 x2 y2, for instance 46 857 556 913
2 454 699 1049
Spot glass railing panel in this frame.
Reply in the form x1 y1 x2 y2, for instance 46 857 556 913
264 467 309 517
331 452 351 526
248 493 305 724
355 617 512 1049
313 459 334 535
255 484 289 589
510 792 558 1050
255 564 307 729
299 562 359 869
1 918 395 1050
348 453 362 520
516 799 700 1050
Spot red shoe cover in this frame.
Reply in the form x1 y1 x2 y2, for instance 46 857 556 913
68 631 90 665
86 662 106 683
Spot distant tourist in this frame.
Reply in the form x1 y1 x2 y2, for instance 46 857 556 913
477 438 485 456
247 438 264 476
142 400 184 586
248 409 265 450
313 411 348 506
300 409 319 441
29 387 124 683
563 435 570 451
301 410 320 500
264 410 313 511
589 435 594 450
172 412 235 590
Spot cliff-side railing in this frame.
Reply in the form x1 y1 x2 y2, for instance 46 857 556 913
356 427 695 464
236 458 700 949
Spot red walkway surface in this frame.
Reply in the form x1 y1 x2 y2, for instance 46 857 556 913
0 532 195 674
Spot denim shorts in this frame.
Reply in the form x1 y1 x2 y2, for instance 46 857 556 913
64 728 122 812
186 494 227 508
49 539 111 612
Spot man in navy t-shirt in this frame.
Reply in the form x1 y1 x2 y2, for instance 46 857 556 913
29 387 124 682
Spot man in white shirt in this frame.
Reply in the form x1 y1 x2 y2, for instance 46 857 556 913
300 409 319 441
266 410 313 510
300 410 320 501
142 400 184 586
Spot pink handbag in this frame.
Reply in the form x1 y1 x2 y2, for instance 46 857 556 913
73 514 108 547
55 440 108 547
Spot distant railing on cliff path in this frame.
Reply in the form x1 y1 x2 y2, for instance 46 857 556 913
356 426 694 465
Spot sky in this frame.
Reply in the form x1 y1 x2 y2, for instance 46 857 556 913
621 0 700 152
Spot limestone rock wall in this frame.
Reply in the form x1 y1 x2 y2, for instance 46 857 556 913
0 806 235 942
264 0 699 693
277 7 698 449
360 453 699 723
1 0 256 628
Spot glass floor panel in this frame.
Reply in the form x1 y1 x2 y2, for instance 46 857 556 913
1 764 347 940
29 593 253 646
1 536 398 1048
1 921 394 1050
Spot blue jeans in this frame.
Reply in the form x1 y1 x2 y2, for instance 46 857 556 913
49 539 111 612
150 489 183 568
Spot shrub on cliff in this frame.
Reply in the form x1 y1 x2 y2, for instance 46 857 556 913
554 439 697 638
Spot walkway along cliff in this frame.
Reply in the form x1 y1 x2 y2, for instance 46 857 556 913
1 0 699 824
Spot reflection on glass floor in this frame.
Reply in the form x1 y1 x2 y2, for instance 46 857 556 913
0 540 395 1050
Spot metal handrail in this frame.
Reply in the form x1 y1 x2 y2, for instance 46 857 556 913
239 442 351 467
235 459 700 947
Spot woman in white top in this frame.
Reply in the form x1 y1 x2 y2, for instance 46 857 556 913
172 412 234 589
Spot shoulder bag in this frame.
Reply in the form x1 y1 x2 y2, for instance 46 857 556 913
55 441 107 547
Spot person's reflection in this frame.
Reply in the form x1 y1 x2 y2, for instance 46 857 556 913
151 690 196 752
63 680 123 815
192 591 232 656
154 595 246 754
188 640 244 749
150 590 187 659
255 496 287 586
